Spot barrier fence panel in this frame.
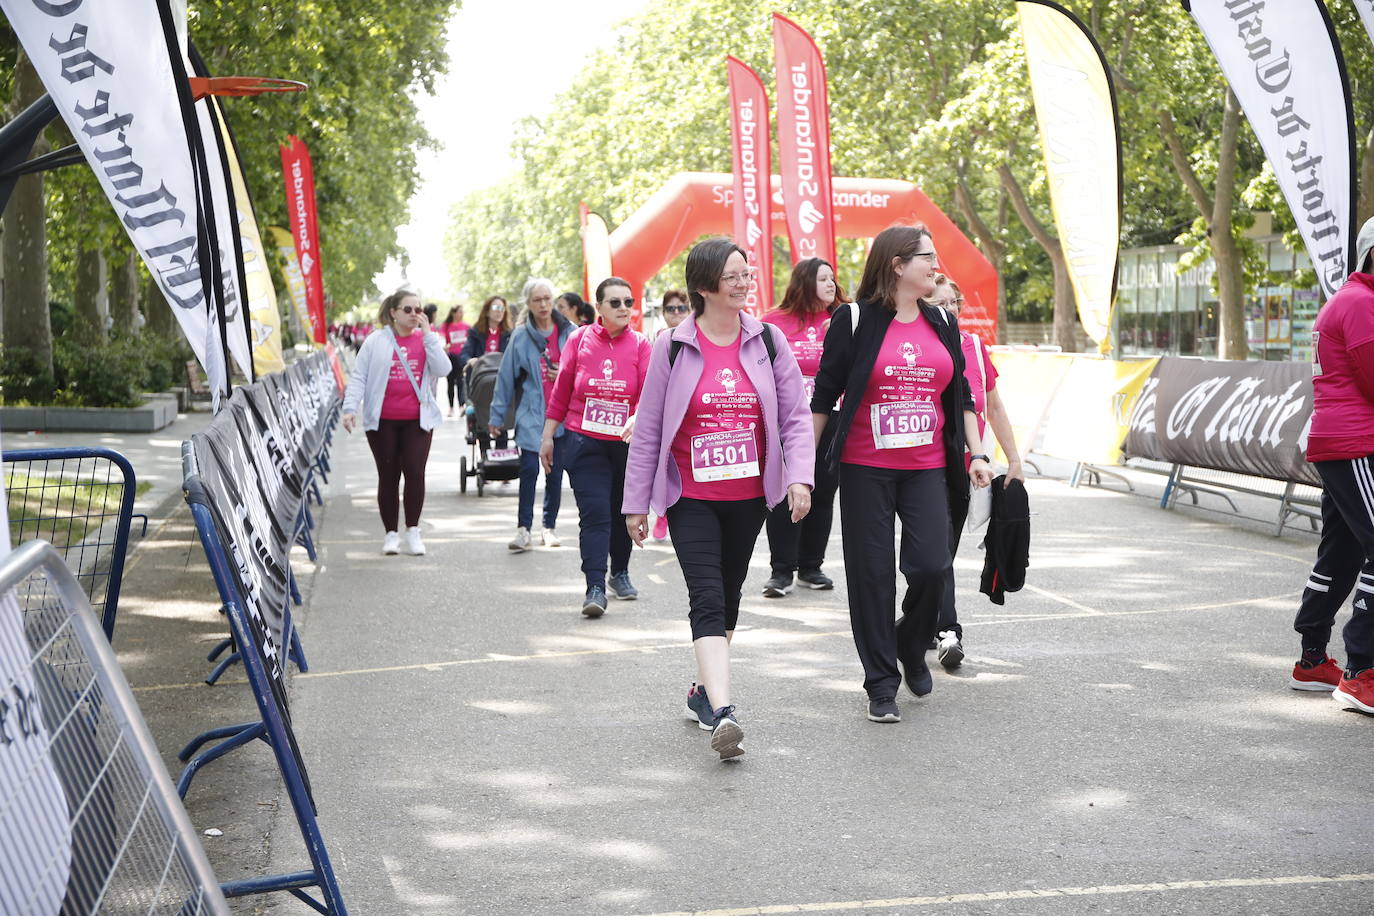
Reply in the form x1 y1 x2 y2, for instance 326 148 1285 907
0 540 228 915
2 447 141 638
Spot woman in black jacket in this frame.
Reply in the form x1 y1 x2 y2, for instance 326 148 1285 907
458 295 514 373
810 225 992 723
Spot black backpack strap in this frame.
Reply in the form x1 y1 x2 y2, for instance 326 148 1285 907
669 338 684 367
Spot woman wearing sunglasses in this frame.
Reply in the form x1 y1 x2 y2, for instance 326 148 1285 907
759 257 848 598
542 277 652 616
624 237 814 761
811 225 992 725
342 288 451 556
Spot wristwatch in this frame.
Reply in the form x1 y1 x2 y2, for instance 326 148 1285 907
970 454 991 463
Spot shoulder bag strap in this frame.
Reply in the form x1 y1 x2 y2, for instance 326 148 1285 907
389 329 427 403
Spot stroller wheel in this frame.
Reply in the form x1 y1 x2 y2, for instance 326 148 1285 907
460 456 468 493
477 471 485 497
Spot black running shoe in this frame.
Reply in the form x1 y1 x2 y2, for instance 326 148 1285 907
796 568 834 590
710 706 745 759
608 572 638 600
867 697 901 722
763 573 793 598
582 585 608 618
685 683 717 730
936 631 964 670
896 623 934 697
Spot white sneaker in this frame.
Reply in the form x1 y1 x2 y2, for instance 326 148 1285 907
508 527 532 552
541 528 561 547
382 531 400 555
936 630 964 669
404 526 425 556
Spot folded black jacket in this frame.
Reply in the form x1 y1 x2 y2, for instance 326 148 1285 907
980 476 1029 605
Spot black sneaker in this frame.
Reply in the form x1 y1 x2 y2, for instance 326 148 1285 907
607 572 638 600
867 697 901 722
582 585 608 618
685 683 717 731
710 706 745 759
796 568 834 590
936 630 964 670
895 624 933 697
762 573 793 598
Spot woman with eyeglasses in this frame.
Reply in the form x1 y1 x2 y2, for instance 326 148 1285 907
811 225 992 725
926 276 1023 670
650 289 692 539
341 288 451 556
624 237 815 761
759 258 848 598
543 277 652 616
491 279 576 553
459 296 513 373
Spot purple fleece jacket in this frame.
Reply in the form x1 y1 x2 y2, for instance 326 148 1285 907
622 312 815 515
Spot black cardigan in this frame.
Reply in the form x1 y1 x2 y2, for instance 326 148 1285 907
809 298 975 511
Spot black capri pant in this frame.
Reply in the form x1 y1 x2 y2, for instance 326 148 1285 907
667 496 767 640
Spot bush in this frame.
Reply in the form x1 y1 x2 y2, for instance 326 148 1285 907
140 334 190 392
0 345 56 404
53 336 149 408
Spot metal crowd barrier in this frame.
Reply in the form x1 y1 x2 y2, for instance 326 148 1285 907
2 447 144 638
0 540 228 915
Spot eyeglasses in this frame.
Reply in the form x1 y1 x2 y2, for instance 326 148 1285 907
602 297 635 308
664 305 690 314
952 297 964 305
911 251 940 267
720 270 757 287
396 305 420 314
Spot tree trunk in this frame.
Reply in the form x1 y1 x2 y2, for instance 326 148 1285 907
1 51 53 392
954 172 1009 342
1359 123 1374 245
73 246 106 343
144 274 176 339
998 163 1079 352
109 249 141 335
1211 90 1247 360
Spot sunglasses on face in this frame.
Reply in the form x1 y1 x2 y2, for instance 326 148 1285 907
602 297 635 308
395 305 420 314
664 305 689 314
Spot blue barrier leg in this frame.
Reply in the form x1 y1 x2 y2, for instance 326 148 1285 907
205 651 242 685
289 627 309 673
290 570 303 606
296 526 318 562
206 636 233 662
221 873 332 914
176 720 267 797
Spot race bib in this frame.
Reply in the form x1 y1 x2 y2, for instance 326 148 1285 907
871 400 937 449
1312 330 1322 376
582 397 629 437
801 375 816 401
690 427 760 482
487 447 520 462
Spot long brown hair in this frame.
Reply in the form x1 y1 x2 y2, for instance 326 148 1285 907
777 257 849 316
474 296 513 335
855 225 932 310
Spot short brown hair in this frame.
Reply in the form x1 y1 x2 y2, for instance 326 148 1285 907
377 289 419 328
856 225 932 310
685 237 748 315
660 288 688 308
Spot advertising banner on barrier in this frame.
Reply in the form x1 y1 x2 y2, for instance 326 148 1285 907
1184 0 1356 300
985 350 1075 461
268 226 314 343
1124 356 1318 485
280 135 328 344
0 0 230 396
727 56 774 316
1036 356 1159 466
772 13 837 266
1016 0 1121 350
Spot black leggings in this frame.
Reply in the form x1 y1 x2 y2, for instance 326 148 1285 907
446 358 464 407
667 497 767 640
365 418 433 531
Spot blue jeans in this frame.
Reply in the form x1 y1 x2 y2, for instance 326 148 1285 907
567 432 632 589
518 437 567 530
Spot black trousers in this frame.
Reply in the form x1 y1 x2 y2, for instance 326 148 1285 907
1294 456 1374 670
445 359 465 407
938 496 971 638
765 415 839 574
667 497 767 640
839 464 950 699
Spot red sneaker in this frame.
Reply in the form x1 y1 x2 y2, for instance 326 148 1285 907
1333 668 1374 714
1291 656 1343 691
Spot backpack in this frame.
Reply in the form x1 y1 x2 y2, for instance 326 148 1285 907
668 324 778 367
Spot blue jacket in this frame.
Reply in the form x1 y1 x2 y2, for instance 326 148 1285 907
490 312 575 451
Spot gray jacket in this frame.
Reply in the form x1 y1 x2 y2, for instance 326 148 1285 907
342 327 452 431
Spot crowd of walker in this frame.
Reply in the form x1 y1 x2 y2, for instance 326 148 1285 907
340 220 1374 761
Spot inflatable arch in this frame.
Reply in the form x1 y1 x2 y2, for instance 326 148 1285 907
600 172 998 342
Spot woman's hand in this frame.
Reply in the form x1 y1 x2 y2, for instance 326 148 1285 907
488 424 502 441
969 457 993 488
539 436 554 474
787 483 812 523
342 413 356 433
417 311 431 335
626 514 648 547
1005 457 1026 487
620 413 637 444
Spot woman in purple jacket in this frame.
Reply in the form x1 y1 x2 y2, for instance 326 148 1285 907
624 237 815 761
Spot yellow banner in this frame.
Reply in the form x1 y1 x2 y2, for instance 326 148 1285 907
267 225 316 346
216 102 284 375
1036 356 1159 466
1017 1 1120 351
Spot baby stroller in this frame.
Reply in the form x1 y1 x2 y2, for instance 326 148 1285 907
460 351 521 496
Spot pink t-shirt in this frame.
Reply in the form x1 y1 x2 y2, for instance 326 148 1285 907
546 324 652 441
842 313 953 470
484 329 502 353
671 333 765 501
1308 273 1374 461
761 308 828 400
444 321 470 354
960 331 998 433
380 331 424 421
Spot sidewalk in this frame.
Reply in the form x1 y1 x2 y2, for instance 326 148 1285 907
211 419 1373 914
